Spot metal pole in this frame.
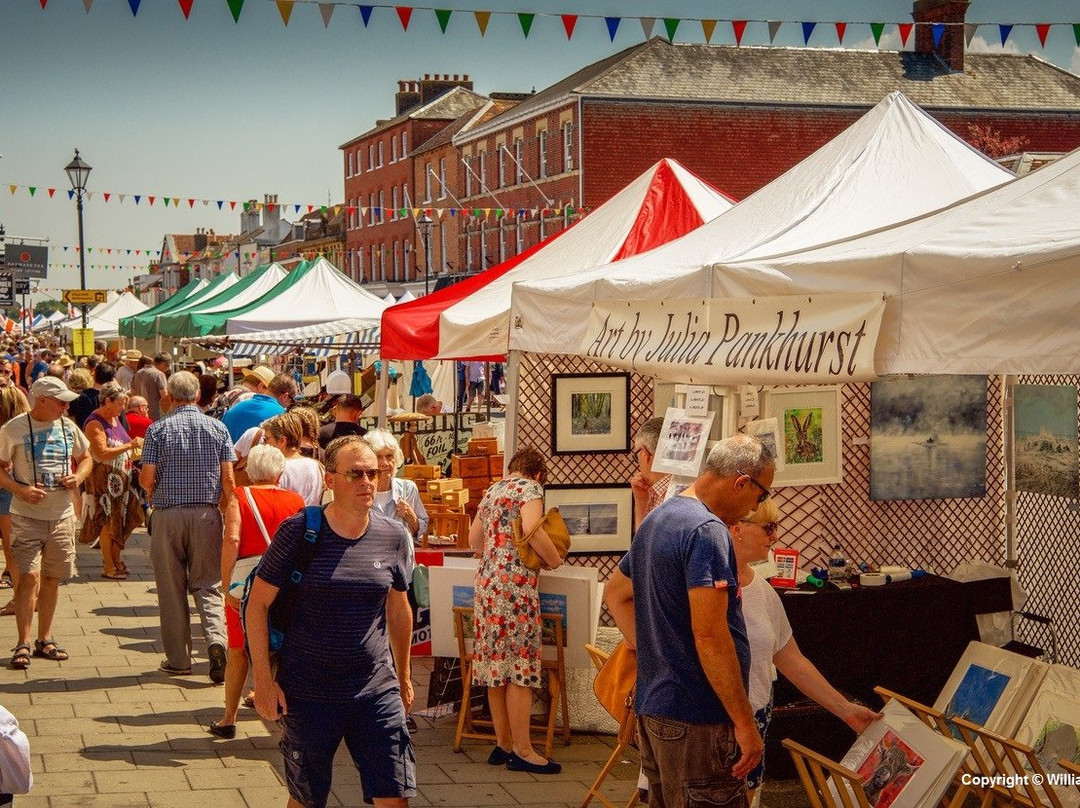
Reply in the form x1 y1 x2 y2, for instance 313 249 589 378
423 228 432 295
76 189 88 331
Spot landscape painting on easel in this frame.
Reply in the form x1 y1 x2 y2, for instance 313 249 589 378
1014 384 1079 499
871 376 987 500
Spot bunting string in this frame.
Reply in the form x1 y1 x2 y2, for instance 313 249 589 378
30 1 1080 51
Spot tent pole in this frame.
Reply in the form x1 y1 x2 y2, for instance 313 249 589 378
503 350 522 473
484 361 491 420
1002 374 1018 568
376 360 389 429
226 351 234 390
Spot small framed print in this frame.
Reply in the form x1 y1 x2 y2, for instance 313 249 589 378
745 417 785 473
545 484 634 553
551 373 631 455
652 407 716 478
653 382 735 443
764 386 842 486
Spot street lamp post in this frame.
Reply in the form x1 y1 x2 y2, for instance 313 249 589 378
64 149 92 332
417 213 434 295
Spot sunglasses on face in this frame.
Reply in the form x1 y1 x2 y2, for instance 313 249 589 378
740 520 778 536
737 469 772 504
331 468 379 483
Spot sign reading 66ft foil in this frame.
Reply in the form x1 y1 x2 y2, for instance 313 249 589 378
3 243 48 278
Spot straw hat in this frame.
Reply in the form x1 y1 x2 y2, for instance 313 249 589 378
120 349 142 362
241 365 275 387
56 354 76 368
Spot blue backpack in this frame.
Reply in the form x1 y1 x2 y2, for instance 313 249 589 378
240 505 323 655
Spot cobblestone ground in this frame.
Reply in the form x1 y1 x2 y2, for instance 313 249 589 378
0 530 643 808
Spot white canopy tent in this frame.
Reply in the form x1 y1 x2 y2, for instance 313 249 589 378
510 92 1013 358
61 291 149 341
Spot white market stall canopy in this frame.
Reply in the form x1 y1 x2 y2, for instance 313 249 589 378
62 291 149 341
510 92 1013 363
225 257 388 335
205 317 381 358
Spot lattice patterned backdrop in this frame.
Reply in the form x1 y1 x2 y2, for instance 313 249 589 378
1014 375 1080 667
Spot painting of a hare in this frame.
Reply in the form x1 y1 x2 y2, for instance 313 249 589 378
785 408 824 464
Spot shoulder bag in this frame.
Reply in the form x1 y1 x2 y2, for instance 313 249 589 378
511 507 572 571
228 487 273 590
593 640 637 725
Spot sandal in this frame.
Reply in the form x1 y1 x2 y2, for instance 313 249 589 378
32 638 69 662
0 600 15 617
101 570 128 580
10 643 30 669
0 571 12 590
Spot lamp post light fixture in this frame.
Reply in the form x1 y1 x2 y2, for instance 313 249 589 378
417 213 434 295
64 149 92 331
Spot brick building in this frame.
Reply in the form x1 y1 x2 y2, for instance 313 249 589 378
340 75 488 292
273 206 346 269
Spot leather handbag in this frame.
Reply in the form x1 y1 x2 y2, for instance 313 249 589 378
594 641 637 725
511 507 572 570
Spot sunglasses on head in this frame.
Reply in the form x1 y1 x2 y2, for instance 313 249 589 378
331 468 379 483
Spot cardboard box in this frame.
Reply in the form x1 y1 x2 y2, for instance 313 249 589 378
427 478 464 497
443 489 470 509
488 454 504 476
467 437 499 456
451 454 490 478
403 464 441 480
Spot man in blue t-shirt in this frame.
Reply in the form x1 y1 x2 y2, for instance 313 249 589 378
220 373 297 442
246 435 415 808
606 434 775 808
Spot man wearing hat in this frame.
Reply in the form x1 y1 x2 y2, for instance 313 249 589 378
115 349 141 390
0 377 92 670
317 370 367 449
221 372 297 443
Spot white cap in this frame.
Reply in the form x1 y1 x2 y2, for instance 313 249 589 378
325 370 352 396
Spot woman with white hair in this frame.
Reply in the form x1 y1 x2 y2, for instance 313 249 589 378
210 444 304 740
364 428 428 542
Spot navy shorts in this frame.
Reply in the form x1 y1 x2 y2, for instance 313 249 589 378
279 679 415 807
0 488 11 517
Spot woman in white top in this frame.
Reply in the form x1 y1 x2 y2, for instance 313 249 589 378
732 499 881 803
363 428 428 543
259 413 324 507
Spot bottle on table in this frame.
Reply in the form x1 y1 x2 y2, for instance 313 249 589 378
828 543 848 581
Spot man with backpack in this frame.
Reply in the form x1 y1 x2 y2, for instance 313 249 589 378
245 435 415 808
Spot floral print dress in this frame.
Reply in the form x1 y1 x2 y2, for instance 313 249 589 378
472 476 543 688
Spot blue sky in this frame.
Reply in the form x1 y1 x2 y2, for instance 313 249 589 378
1 0 1078 305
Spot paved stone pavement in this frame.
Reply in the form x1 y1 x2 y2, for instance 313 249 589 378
0 530 644 808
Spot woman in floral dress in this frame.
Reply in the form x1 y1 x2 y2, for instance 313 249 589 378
80 382 144 579
467 446 564 775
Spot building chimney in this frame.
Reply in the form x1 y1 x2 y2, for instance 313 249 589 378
913 0 969 72
395 79 422 116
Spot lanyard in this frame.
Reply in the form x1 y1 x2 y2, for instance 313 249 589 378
26 413 70 489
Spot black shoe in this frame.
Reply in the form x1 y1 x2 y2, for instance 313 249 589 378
207 641 227 684
406 715 418 731
506 752 561 775
158 660 192 675
487 746 512 766
208 720 236 740
638 788 650 805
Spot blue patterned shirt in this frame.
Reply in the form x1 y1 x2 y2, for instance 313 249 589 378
142 405 236 508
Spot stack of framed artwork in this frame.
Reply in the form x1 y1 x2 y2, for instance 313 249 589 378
1013 664 1080 808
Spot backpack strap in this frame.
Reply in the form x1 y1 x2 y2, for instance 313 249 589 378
268 506 325 639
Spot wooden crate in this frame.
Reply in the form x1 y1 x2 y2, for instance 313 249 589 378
467 437 499 456
443 489 470 509
451 454 490 478
403 464 441 480
488 454 504 476
427 478 464 497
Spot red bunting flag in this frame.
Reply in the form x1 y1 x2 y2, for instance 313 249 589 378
188 199 195 208
732 19 747 45
898 23 913 46
39 0 47 9
178 0 193 19
103 192 110 202
148 196 155 206
48 188 56 198
561 15 577 40
230 201 237 210
834 22 846 43
1036 23 1050 47
396 6 412 31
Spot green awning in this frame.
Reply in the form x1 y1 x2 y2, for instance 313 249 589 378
118 277 207 338
122 271 238 339
177 260 315 337
156 262 290 338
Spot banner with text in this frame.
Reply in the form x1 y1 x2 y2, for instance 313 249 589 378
580 293 885 384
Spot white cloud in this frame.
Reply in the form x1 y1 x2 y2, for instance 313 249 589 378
967 34 1022 55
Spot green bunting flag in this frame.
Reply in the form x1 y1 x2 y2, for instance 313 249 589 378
518 12 534 37
870 22 884 45
226 0 244 23
663 18 680 41
435 9 452 33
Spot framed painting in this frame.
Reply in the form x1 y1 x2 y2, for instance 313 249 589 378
652 407 716 478
1014 384 1079 499
545 484 634 554
653 382 736 443
765 386 842 486
551 373 631 455
744 417 786 473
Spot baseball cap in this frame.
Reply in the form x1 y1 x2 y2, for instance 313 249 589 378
31 377 80 403
242 365 275 387
325 370 352 396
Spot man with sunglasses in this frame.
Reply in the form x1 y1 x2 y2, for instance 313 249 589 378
246 435 416 808
606 434 775 808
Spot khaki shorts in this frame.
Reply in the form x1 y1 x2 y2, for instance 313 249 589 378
11 514 78 580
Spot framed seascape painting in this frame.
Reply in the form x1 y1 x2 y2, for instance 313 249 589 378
545 484 634 554
870 375 987 500
1013 384 1080 499
551 373 631 455
765 387 842 486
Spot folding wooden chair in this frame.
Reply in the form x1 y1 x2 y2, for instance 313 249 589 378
452 606 570 758
952 715 1066 808
581 644 639 808
1059 759 1080 794
783 737 872 808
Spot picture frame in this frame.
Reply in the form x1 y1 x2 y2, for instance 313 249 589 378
551 372 631 455
652 407 717 478
765 386 843 486
653 382 736 443
744 417 786 473
545 484 634 554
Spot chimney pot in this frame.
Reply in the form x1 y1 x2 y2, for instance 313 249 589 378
453 73 459 81
398 81 405 91
424 73 430 81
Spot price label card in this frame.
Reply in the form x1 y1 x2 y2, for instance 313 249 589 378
684 385 710 417
739 385 760 418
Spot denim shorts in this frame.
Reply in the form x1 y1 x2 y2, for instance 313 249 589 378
279 677 415 807
0 488 11 517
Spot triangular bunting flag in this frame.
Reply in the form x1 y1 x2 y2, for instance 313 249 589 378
307 205 315 213
148 196 155 206
1075 23 1080 46
1035 23 1050 47
359 5 373 26
230 201 237 210
67 190 75 200
731 20 746 45
474 10 490 36
999 24 1013 46
605 17 620 42
83 0 93 12
178 0 193 19
118 194 125 203
561 15 577 40
898 23 913 46
931 22 945 48
163 197 170 207
662 18 679 41
701 19 717 44
85 191 93 200
134 195 141 205
835 22 846 43
7 186 14 195
767 20 782 43
294 204 301 214
188 199 195 208
217 200 224 210
128 0 140 16
801 21 816 44
226 0 244 23
172 198 179 207
28 188 36 196
276 0 293 26
435 8 452 33
395 7 412 31
640 17 655 39
870 22 884 45
319 3 333 27
411 208 420 218
38 0 47 8
517 13 534 38
103 192 110 202
965 23 979 45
